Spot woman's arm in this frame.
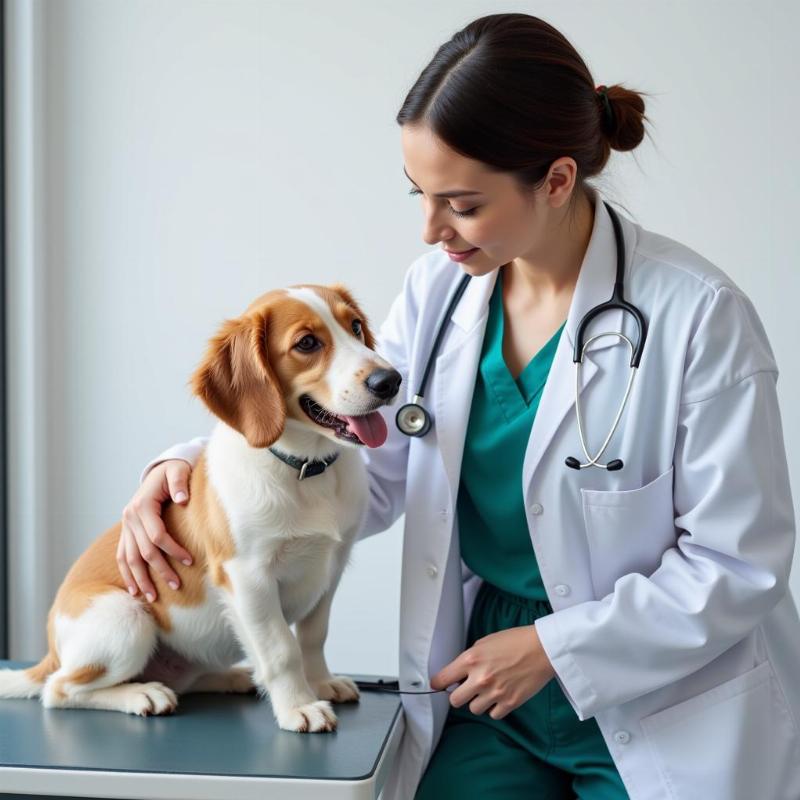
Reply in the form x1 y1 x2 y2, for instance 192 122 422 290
138 435 210 485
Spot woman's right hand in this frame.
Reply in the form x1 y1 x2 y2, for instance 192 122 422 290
117 459 195 603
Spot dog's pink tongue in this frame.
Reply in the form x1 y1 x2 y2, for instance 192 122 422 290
343 412 388 448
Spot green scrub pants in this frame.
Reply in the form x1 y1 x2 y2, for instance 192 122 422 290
415 582 629 799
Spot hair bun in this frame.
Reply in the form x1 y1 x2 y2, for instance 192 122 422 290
599 84 648 152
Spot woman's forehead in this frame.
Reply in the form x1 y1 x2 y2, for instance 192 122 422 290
401 124 490 187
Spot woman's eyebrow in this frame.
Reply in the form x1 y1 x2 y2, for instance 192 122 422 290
403 166 483 198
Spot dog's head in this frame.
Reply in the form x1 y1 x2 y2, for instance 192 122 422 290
190 283 401 450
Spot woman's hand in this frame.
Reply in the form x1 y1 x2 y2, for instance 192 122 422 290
116 459 195 602
429 624 557 720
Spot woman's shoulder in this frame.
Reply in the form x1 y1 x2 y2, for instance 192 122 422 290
631 219 742 299
628 218 778 394
628 218 769 341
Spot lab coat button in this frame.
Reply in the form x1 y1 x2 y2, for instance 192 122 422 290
439 509 449 522
427 565 438 578
554 584 570 597
530 503 543 515
613 730 631 744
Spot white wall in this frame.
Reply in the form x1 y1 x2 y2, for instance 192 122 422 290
6 0 799 674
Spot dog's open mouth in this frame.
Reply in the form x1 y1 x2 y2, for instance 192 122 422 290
299 395 388 448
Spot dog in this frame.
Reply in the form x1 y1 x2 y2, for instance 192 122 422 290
0 283 402 733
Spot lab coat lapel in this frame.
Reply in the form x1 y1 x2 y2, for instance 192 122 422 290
432 269 497 508
521 197 627 487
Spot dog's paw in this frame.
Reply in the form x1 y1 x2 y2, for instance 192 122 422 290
278 699 337 733
125 682 178 716
312 675 360 704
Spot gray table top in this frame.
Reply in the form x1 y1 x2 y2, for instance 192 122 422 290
0 661 402 783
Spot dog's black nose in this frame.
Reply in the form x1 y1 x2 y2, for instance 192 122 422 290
365 368 402 400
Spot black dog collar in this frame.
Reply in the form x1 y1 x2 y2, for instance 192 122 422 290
268 447 340 480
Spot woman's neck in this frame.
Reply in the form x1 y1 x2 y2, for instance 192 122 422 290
505 189 596 303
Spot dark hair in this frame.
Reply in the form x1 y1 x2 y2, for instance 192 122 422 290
396 13 653 217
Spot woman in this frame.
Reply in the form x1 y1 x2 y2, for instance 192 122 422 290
117 13 800 800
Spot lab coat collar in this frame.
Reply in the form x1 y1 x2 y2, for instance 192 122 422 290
449 190 631 355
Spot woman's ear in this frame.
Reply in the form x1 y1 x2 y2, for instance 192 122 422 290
190 308 286 448
328 283 377 350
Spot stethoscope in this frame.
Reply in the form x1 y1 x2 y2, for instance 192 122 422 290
395 201 648 472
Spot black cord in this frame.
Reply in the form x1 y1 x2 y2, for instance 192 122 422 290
353 678 447 695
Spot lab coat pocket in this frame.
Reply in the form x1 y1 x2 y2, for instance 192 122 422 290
580 466 676 599
640 660 797 800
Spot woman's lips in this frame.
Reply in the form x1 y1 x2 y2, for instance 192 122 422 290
445 247 479 262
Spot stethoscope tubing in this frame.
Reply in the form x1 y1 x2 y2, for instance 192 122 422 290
395 201 648 472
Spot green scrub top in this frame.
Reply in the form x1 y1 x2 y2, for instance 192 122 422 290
456 267 567 601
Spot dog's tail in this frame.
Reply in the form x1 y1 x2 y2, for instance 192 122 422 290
0 652 59 699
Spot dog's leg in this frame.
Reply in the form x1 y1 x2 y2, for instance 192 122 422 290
41 589 177 716
223 559 337 733
183 667 255 695
296 589 359 704
43 676 178 715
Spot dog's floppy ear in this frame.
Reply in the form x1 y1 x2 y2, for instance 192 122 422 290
190 308 286 448
328 283 377 350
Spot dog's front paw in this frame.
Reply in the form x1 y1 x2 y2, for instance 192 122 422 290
278 699 337 733
312 675 360 703
125 682 178 716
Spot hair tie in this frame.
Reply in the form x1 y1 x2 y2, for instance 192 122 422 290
595 85 615 132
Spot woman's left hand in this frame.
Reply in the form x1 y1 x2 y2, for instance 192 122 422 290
429 624 557 720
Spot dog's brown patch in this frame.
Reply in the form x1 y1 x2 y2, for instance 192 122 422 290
51 663 107 700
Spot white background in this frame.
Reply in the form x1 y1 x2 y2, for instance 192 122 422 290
5 0 799 675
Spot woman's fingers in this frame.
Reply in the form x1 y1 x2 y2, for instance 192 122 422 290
488 703 512 720
165 460 191 507
132 505 184 592
125 528 159 602
468 688 500 716
116 531 138 597
448 675 481 709
140 500 193 567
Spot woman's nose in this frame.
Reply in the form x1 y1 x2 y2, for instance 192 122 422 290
421 207 454 246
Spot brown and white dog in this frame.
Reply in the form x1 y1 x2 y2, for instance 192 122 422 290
0 283 401 733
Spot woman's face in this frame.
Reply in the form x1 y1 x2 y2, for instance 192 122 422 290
400 124 578 277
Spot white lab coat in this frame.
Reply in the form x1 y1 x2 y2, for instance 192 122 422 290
145 196 800 800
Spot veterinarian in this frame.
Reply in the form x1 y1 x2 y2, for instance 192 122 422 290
117 13 800 800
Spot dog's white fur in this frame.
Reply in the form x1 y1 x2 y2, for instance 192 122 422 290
0 284 399 732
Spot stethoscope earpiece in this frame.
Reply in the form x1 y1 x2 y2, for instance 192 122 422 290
565 455 624 471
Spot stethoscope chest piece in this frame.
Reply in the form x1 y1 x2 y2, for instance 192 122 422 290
396 396 432 437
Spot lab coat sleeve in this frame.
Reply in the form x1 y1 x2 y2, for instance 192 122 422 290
139 436 210 485
354 265 414 540
534 286 796 720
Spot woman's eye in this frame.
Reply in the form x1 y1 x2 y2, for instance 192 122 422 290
408 187 478 218
352 319 363 337
448 206 478 218
295 334 321 352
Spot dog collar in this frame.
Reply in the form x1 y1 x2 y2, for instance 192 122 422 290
268 447 340 480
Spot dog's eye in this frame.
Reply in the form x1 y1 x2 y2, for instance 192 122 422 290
352 319 362 337
295 335 321 353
